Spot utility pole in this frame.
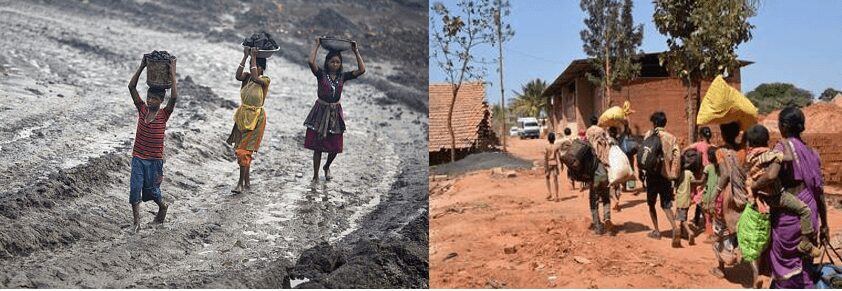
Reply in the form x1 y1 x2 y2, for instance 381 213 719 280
496 0 507 152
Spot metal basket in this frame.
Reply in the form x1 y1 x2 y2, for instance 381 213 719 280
146 58 172 89
242 44 280 58
319 37 352 52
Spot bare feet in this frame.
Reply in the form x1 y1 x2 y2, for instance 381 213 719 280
323 166 332 181
672 235 683 248
152 203 168 224
232 184 243 194
131 203 140 233
604 219 614 232
709 266 725 278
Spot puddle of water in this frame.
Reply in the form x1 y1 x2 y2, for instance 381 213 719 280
3 119 54 145
255 216 285 224
289 277 310 288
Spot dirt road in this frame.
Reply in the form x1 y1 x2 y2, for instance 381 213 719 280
0 0 427 288
429 138 842 288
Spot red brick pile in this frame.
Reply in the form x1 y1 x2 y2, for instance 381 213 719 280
763 101 842 184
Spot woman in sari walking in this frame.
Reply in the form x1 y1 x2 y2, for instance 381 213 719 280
227 47 270 193
754 106 829 288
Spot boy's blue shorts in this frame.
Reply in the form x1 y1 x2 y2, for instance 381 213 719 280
129 157 164 204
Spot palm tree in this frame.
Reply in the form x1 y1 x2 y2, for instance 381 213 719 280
511 79 549 118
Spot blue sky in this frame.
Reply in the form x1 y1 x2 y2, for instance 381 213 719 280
429 0 842 105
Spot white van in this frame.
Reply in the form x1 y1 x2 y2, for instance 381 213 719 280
517 117 540 139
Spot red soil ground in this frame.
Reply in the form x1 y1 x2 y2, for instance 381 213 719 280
429 138 842 288
762 102 842 134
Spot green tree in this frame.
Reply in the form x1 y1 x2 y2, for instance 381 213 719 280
510 79 549 118
819 87 841 102
431 0 502 162
746 83 813 114
580 0 644 110
653 0 758 141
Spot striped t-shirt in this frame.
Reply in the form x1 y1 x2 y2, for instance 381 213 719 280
132 100 172 160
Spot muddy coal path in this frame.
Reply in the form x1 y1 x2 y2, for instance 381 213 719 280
0 1 427 288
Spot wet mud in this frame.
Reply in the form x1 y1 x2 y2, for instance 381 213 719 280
0 0 427 288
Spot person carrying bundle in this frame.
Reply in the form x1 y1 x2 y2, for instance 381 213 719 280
227 46 271 194
584 116 612 235
126 54 178 232
305 36 366 182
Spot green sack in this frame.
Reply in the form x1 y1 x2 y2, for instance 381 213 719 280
736 203 771 261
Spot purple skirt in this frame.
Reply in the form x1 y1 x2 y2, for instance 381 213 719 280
304 129 343 153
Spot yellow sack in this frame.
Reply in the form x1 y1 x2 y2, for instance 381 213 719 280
598 101 633 128
696 75 758 130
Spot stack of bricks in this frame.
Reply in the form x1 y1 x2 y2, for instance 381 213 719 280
769 132 842 185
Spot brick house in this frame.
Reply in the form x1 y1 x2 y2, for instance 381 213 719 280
541 52 751 146
429 82 499 165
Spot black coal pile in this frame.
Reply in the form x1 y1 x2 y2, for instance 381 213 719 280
243 31 278 50
290 213 429 288
144 50 174 61
303 8 362 36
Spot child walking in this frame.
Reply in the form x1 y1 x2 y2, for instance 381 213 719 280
701 146 720 243
127 56 177 232
674 149 704 247
304 37 366 182
544 132 561 201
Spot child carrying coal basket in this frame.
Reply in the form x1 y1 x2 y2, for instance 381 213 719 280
127 51 178 232
304 36 366 182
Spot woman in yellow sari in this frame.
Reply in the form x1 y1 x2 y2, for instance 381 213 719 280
227 47 270 194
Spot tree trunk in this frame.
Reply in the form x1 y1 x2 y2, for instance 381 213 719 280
549 98 556 134
693 81 701 142
604 51 611 112
449 85 458 162
685 80 698 145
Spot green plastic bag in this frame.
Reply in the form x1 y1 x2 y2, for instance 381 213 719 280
737 203 771 261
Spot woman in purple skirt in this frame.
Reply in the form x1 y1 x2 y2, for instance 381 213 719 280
754 106 829 288
305 37 366 182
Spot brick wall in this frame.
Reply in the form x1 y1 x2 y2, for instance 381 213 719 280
770 132 842 185
548 67 743 147
608 77 742 146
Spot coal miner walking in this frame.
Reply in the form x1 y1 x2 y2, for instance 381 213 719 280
304 36 366 182
127 53 177 232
